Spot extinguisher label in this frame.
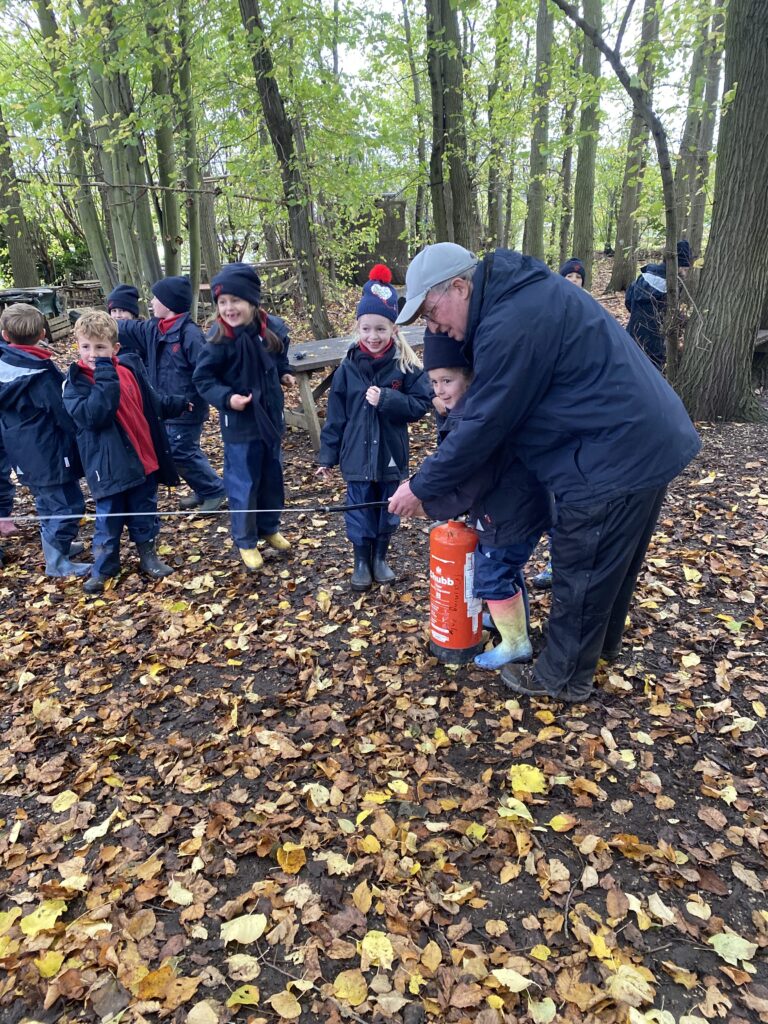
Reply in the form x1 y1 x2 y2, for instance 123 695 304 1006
464 553 482 627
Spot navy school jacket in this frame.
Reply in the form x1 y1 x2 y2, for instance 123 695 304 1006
117 313 209 425
422 397 551 547
193 321 285 448
318 344 433 482
63 352 184 499
0 342 82 487
625 263 667 368
266 313 291 379
411 249 701 508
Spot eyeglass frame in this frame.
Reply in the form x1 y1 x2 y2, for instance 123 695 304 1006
420 281 452 328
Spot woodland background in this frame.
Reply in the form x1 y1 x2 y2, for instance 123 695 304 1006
0 0 766 421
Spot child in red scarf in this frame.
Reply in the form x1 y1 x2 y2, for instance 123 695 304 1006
315 266 432 591
64 310 187 594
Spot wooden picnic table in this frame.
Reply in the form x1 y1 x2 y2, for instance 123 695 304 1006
286 325 423 451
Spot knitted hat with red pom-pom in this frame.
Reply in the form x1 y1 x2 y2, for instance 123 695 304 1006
356 264 399 323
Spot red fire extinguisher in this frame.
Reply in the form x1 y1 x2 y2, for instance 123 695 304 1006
429 520 483 664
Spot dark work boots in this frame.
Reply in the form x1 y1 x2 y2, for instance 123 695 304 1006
136 541 174 579
372 536 395 584
351 544 373 591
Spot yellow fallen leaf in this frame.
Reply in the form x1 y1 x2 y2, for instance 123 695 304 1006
359 929 394 969
82 807 118 844
277 843 306 875
708 932 757 966
34 950 64 978
333 968 368 1006
359 834 381 854
497 797 534 823
548 813 577 832
487 994 505 1009
490 968 532 992
508 763 548 794
0 908 21 935
530 944 551 961
226 984 261 1007
466 822 487 842
268 989 301 1018
20 899 67 937
187 1000 221 1024
605 964 655 1007
529 997 557 1023
352 879 372 914
421 939 442 973
388 778 408 794
221 913 268 945
166 880 194 906
681 652 701 668
226 954 262 982
51 790 79 813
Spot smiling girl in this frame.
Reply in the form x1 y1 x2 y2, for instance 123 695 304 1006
193 263 290 571
316 266 432 591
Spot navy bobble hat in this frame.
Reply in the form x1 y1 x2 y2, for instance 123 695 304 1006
211 263 262 308
559 257 585 284
151 275 192 314
676 239 692 268
107 284 140 316
422 330 471 372
356 264 399 323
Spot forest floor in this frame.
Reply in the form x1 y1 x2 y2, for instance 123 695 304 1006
1 268 767 1024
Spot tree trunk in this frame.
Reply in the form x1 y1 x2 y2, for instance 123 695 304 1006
199 178 221 281
148 21 182 277
239 0 331 338
401 0 428 246
558 96 577 264
179 0 201 320
608 0 658 292
674 0 768 421
35 0 117 292
425 0 479 249
674 39 706 237
571 0 602 287
688 0 725 259
0 105 38 286
524 0 553 260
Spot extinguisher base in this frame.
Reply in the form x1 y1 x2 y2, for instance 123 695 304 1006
430 640 485 665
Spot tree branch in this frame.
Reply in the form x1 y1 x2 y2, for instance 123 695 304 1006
614 0 637 55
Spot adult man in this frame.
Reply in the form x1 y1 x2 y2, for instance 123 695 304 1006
390 243 700 702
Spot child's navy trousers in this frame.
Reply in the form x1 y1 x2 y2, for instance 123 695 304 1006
223 440 283 548
165 422 224 501
92 474 159 578
344 481 399 544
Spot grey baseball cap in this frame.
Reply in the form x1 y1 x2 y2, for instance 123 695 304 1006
395 242 479 324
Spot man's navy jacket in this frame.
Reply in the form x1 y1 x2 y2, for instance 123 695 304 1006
0 342 82 486
411 249 700 507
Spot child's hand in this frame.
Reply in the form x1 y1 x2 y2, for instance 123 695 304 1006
432 396 447 416
366 386 381 407
281 373 296 387
229 393 252 411
315 466 332 480
187 402 194 412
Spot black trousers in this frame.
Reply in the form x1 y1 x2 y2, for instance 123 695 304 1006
534 485 667 698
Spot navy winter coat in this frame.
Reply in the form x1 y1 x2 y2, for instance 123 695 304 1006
625 263 667 368
117 313 209 424
266 314 291 379
63 352 183 499
318 344 432 482
422 397 551 547
0 343 82 487
411 249 700 508
193 321 285 447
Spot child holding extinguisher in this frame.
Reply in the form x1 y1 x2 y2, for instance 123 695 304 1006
316 265 433 591
421 331 551 669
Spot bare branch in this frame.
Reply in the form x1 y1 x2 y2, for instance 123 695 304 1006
615 0 637 55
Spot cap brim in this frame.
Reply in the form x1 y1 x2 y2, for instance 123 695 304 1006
395 290 427 325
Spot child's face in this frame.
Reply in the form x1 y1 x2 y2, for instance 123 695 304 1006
77 334 119 369
110 308 136 321
428 368 470 411
150 296 176 319
565 272 584 287
217 294 256 329
357 314 394 354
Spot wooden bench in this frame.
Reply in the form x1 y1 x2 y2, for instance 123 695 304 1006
286 325 424 451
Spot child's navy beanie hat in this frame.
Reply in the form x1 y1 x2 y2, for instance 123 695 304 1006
211 263 262 307
107 284 140 316
356 264 399 323
422 330 471 372
559 257 585 283
151 275 192 314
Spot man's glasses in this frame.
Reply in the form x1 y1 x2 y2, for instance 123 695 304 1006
421 284 450 328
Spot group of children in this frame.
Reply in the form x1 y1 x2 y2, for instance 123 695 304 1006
0 256 585 670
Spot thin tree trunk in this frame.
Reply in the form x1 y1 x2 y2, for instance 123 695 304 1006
199 178 221 281
558 96 577 264
35 0 116 292
688 0 725 259
401 0 428 246
179 0 201 319
608 0 658 292
0 104 38 285
674 39 706 237
148 21 182 276
571 0 602 287
675 0 768 420
239 0 331 338
524 0 552 260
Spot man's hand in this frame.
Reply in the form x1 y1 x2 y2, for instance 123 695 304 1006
229 393 252 411
389 480 425 517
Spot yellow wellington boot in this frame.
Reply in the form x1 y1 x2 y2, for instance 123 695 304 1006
262 532 291 552
239 547 264 570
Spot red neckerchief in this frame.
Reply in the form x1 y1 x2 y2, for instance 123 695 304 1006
158 312 184 335
10 342 53 360
216 316 235 339
358 338 394 360
76 358 159 475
